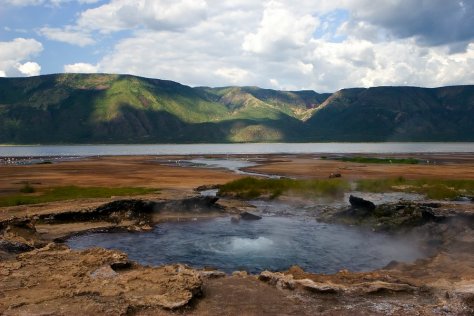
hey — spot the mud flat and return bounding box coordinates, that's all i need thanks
[1,154,474,315]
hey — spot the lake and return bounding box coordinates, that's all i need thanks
[1,142,473,157]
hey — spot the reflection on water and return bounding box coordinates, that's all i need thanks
[67,216,426,274]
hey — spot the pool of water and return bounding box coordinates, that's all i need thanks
[67,216,426,274]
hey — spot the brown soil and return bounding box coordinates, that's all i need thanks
[1,154,473,315]
[0,155,242,197]
[244,154,474,180]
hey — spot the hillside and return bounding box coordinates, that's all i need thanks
[0,74,473,143]
[305,86,474,141]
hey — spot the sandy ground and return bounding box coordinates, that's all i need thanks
[0,155,242,196]
[244,154,474,180]
[1,153,474,315]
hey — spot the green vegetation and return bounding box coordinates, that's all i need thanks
[19,182,35,193]
[219,176,474,200]
[2,74,473,143]
[338,156,419,164]
[356,178,474,200]
[0,186,158,207]
[218,177,350,199]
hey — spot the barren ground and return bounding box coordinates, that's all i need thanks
[1,154,473,315]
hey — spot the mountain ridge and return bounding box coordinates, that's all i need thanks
[0,74,473,143]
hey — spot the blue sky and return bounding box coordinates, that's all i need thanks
[1,0,473,92]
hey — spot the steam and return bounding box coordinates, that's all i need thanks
[228,237,274,253]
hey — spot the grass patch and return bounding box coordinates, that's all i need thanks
[338,156,419,164]
[218,177,350,199]
[356,178,474,199]
[0,186,158,207]
[19,182,35,193]
[219,176,474,201]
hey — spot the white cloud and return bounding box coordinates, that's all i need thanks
[242,1,318,57]
[78,0,208,33]
[306,38,474,91]
[5,0,473,90]
[0,38,43,77]
[3,0,100,6]
[64,62,99,73]
[296,61,314,75]
[0,70,6,77]
[269,78,279,87]
[39,27,95,46]
[90,0,474,92]
[214,67,250,84]
[17,61,41,76]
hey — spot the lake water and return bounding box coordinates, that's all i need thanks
[1,142,473,157]
[67,216,425,274]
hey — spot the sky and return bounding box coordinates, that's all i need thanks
[0,0,473,92]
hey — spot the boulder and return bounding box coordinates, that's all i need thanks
[259,271,295,290]
[240,212,262,220]
[154,196,223,213]
[349,195,376,211]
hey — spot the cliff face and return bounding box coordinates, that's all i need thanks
[0,74,473,143]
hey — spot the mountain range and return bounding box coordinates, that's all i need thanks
[0,74,473,143]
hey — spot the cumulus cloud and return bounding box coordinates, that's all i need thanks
[78,0,208,33]
[86,0,474,91]
[344,0,474,49]
[64,62,99,73]
[17,61,41,76]
[4,0,474,90]
[242,1,318,57]
[0,38,43,77]
[39,27,95,46]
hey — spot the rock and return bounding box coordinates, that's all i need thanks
[355,281,417,294]
[455,196,474,202]
[259,271,295,290]
[154,196,223,214]
[232,271,248,277]
[0,247,202,313]
[200,270,227,279]
[90,265,118,279]
[349,195,376,211]
[295,279,341,294]
[231,215,241,223]
[0,239,33,253]
[195,184,220,192]
[329,173,342,178]
[240,212,262,220]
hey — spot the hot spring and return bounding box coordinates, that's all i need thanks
[67,216,425,274]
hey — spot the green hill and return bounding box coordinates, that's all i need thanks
[0,74,473,143]
[305,86,474,141]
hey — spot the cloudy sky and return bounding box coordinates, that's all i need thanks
[1,0,473,92]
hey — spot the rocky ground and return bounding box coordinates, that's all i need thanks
[1,154,473,315]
